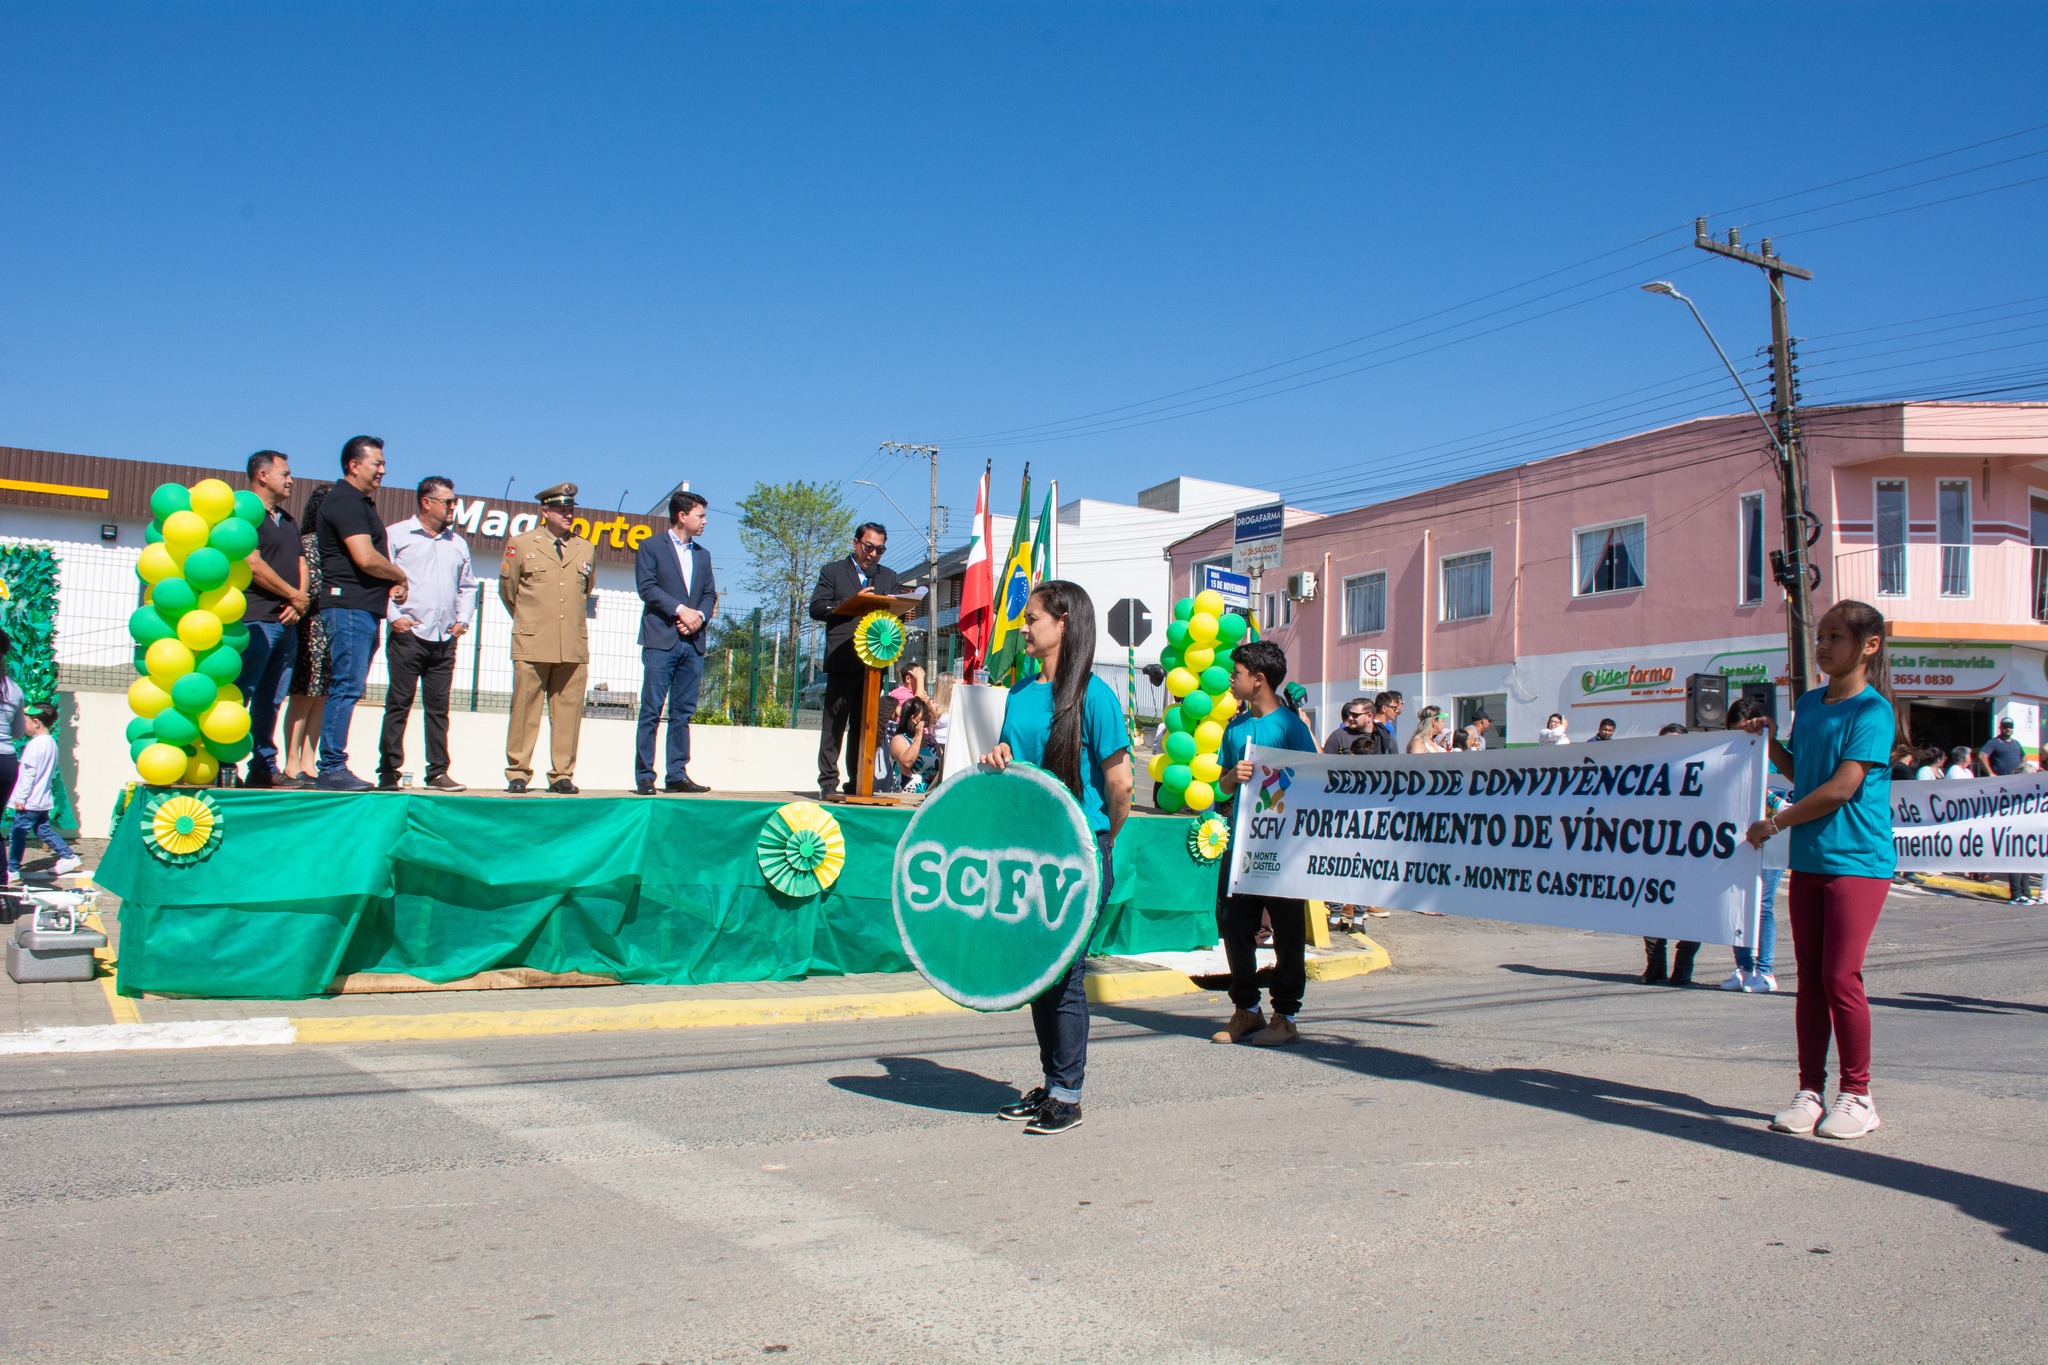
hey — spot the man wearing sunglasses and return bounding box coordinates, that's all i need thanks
[1322,697,1377,756]
[381,475,478,791]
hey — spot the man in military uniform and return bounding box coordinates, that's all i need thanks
[500,482,596,793]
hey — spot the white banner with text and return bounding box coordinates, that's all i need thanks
[1892,771,2048,874]
[1227,733,1767,946]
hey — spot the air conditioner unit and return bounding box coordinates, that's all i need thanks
[1285,571,1317,602]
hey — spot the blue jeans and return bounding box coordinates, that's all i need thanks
[318,609,381,776]
[1736,868,1782,974]
[1031,830,1116,1104]
[10,809,74,874]
[635,643,704,783]
[236,621,297,776]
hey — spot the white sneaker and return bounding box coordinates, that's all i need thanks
[1747,971,1777,993]
[52,856,83,876]
[1770,1089,1825,1134]
[1816,1091,1880,1140]
[1718,970,1749,991]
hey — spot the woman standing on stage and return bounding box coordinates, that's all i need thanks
[1741,599,1898,1141]
[978,579,1132,1136]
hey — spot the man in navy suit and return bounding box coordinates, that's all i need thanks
[634,489,717,794]
[808,521,899,797]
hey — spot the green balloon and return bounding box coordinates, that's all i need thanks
[153,577,198,621]
[132,645,151,676]
[1162,763,1192,791]
[1159,646,1184,671]
[130,737,156,763]
[1217,613,1248,645]
[197,644,245,683]
[220,622,250,652]
[129,605,175,645]
[125,716,154,744]
[1164,705,1187,733]
[1165,620,1191,649]
[207,517,258,559]
[1155,784,1186,813]
[233,489,267,526]
[1164,730,1197,764]
[150,483,192,521]
[1200,666,1231,695]
[170,672,219,714]
[182,546,231,591]
[1211,646,1234,675]
[153,708,201,747]
[146,522,164,544]
[204,733,254,763]
[1181,689,1214,721]
[1173,597,1194,621]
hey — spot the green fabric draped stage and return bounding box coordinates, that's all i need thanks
[95,792,1222,999]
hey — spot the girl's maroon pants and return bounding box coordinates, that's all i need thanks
[1787,871,1889,1095]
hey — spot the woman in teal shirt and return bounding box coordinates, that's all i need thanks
[979,579,1133,1136]
[1740,600,1897,1141]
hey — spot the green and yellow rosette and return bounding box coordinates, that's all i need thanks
[1187,812,1230,864]
[852,609,906,670]
[143,790,224,865]
[757,801,847,898]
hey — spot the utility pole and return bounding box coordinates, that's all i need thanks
[1692,219,1818,700]
[878,442,941,683]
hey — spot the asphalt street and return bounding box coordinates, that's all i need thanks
[4,883,2044,1364]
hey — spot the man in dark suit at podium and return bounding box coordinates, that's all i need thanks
[808,521,898,797]
[634,489,717,794]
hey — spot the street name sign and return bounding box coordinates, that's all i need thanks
[1199,565,1253,611]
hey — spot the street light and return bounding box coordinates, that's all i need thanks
[1639,282,1786,458]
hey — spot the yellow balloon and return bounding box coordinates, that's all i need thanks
[198,585,246,624]
[137,542,180,584]
[1193,590,1226,619]
[1183,645,1215,673]
[1187,612,1219,645]
[1148,752,1168,782]
[227,558,253,590]
[177,608,224,653]
[1194,720,1225,752]
[199,697,252,744]
[163,509,209,558]
[145,638,195,686]
[128,676,173,719]
[136,742,189,786]
[1183,780,1216,812]
[1190,754,1223,785]
[1211,692,1239,720]
[183,751,220,786]
[1165,667,1199,697]
[189,478,236,525]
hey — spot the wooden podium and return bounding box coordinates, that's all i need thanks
[832,590,925,806]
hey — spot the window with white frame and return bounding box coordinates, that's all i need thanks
[1441,550,1492,621]
[1876,479,1907,596]
[1343,571,1387,636]
[1939,478,1972,596]
[1574,518,1645,596]
[1191,554,1231,597]
[1739,493,1765,605]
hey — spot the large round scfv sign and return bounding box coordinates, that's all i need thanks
[892,764,1102,1012]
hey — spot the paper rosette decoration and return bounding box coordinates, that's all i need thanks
[757,801,847,898]
[1187,812,1231,863]
[851,609,906,669]
[143,790,224,865]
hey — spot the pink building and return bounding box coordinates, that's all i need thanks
[1167,402,2048,755]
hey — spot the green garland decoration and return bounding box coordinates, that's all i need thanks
[1187,812,1231,864]
[852,609,906,669]
[141,789,225,866]
[756,800,847,898]
[0,543,73,828]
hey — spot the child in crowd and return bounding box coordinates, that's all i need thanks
[1211,640,1320,1047]
[9,703,81,881]
[1740,599,1898,1141]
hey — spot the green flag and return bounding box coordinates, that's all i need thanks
[1030,481,1055,582]
[984,473,1034,685]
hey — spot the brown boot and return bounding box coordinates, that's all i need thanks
[1251,1014,1301,1047]
[1210,1009,1266,1044]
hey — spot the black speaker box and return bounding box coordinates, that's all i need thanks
[1685,672,1729,730]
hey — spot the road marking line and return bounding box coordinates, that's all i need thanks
[0,1018,296,1054]
[291,988,971,1043]
[335,1049,1261,1365]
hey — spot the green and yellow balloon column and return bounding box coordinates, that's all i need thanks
[1147,589,1249,813]
[125,480,261,786]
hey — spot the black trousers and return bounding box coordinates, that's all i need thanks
[817,669,869,792]
[379,631,457,781]
[1217,863,1308,1016]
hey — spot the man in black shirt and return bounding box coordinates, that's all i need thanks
[807,522,899,797]
[315,435,409,790]
[1321,697,1375,755]
[1982,719,2039,904]
[236,450,309,787]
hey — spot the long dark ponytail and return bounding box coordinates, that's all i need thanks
[1031,579,1097,801]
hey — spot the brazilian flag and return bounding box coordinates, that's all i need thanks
[984,477,1035,685]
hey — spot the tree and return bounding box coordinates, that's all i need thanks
[737,479,855,655]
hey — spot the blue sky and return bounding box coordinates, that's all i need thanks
[4,3,2044,603]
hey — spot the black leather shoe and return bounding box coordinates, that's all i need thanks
[635,779,656,795]
[997,1087,1048,1121]
[425,774,467,792]
[506,778,529,793]
[665,777,710,793]
[548,779,579,795]
[242,765,274,789]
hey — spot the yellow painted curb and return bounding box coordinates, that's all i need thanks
[291,988,971,1043]
[86,913,142,1026]
[1084,969,1200,1003]
[1907,873,2011,900]
[1305,935,1392,982]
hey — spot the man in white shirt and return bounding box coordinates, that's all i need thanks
[633,489,717,794]
[379,476,477,790]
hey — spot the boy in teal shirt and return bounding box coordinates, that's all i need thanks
[1212,639,1319,1047]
